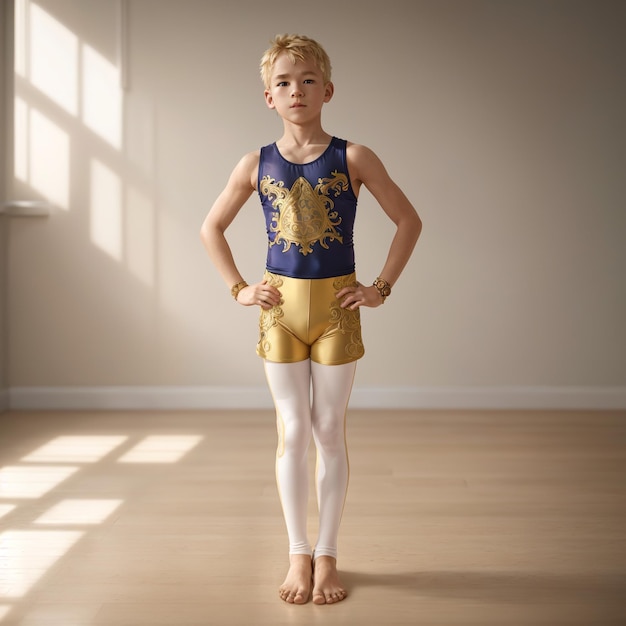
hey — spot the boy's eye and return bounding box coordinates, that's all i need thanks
[304,79,314,84]
[277,81,288,87]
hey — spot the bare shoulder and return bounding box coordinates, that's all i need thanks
[231,149,260,190]
[238,149,260,169]
[346,142,389,184]
[346,141,378,163]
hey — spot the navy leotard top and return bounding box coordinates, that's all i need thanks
[257,136,358,279]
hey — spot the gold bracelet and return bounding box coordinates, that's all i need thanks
[373,277,392,303]
[230,280,248,301]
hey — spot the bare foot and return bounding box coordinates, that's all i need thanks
[278,554,312,604]
[312,555,347,605]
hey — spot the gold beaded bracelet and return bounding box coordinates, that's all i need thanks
[373,277,392,303]
[230,280,248,301]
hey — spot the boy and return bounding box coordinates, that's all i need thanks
[200,34,421,605]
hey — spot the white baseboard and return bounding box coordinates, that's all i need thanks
[6,385,626,411]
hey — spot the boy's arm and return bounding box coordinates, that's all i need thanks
[200,151,281,309]
[339,144,422,309]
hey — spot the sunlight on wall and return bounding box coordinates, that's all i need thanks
[82,44,122,149]
[0,530,83,598]
[0,466,78,499]
[13,95,71,209]
[22,436,128,463]
[13,97,27,182]
[118,435,204,463]
[90,159,123,261]
[29,3,78,116]
[13,0,26,78]
[126,185,156,286]
[15,0,132,272]
[0,607,11,622]
[34,499,123,525]
[13,1,72,210]
[29,108,70,209]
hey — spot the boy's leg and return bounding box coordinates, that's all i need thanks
[310,360,356,604]
[264,359,313,603]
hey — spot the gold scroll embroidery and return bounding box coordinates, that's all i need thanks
[257,273,284,356]
[330,274,365,359]
[260,171,348,256]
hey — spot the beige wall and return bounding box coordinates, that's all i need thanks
[5,0,626,404]
[0,0,13,411]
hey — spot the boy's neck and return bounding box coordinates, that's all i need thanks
[277,121,331,150]
[275,128,333,164]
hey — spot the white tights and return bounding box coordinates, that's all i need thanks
[264,359,357,560]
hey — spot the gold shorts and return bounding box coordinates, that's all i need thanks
[256,271,365,365]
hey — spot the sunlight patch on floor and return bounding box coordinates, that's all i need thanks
[34,499,124,525]
[0,506,16,522]
[0,466,79,499]
[117,435,203,463]
[0,530,83,598]
[21,436,129,464]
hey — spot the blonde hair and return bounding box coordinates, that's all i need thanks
[260,34,332,89]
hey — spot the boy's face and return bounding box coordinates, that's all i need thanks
[264,52,333,121]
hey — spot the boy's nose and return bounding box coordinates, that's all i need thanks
[291,86,303,97]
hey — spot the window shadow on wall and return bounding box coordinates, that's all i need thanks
[13,0,157,288]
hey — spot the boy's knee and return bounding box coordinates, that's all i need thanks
[281,417,311,452]
[312,415,344,448]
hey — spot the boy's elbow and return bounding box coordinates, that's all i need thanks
[414,211,423,239]
[405,209,422,242]
[199,219,214,246]
[199,221,208,243]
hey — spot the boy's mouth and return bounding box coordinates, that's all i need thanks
[290,102,305,108]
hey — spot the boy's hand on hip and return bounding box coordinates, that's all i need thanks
[336,283,383,310]
[237,280,282,309]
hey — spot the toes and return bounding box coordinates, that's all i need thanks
[279,588,296,603]
[314,589,346,604]
[312,592,326,605]
[280,586,309,604]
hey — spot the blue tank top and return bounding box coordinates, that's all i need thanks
[257,136,358,279]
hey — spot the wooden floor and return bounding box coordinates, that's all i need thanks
[0,409,625,625]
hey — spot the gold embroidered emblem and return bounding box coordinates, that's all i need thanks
[260,171,348,256]
[257,273,284,356]
[330,275,365,359]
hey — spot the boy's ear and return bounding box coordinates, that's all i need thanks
[264,90,276,109]
[324,82,334,102]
